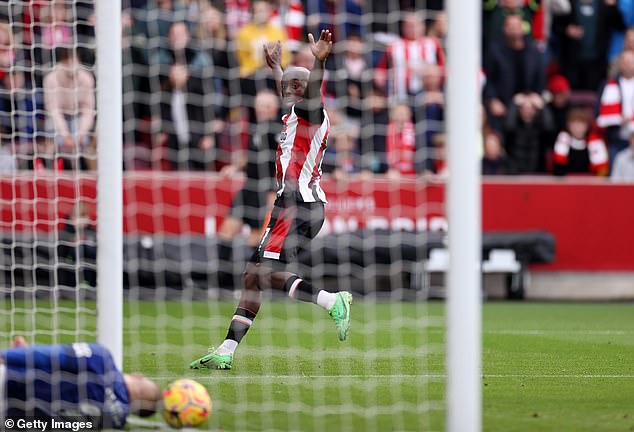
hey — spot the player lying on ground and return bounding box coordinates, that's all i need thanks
[0,336,161,429]
[191,29,352,370]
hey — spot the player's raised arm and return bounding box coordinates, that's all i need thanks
[305,29,332,103]
[263,40,283,98]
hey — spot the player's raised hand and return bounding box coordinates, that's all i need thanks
[263,40,282,70]
[308,30,332,62]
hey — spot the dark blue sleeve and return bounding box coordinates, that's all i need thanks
[2,343,130,430]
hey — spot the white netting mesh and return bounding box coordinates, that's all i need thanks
[1,1,444,430]
[1,1,98,346]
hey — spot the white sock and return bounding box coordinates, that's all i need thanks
[216,339,238,355]
[316,290,337,311]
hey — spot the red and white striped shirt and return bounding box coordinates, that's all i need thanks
[225,0,251,39]
[597,78,634,136]
[553,130,609,173]
[275,103,330,202]
[377,37,445,99]
[270,0,305,52]
[386,120,416,174]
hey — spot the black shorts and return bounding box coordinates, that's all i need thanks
[228,185,268,229]
[251,195,325,266]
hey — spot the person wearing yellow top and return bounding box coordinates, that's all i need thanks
[236,0,291,78]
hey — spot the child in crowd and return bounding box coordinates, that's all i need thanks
[553,109,609,176]
[386,103,417,178]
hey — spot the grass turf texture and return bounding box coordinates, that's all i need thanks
[2,300,634,431]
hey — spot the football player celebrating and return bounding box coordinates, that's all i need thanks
[191,30,352,370]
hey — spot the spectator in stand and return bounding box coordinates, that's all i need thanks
[374,10,445,104]
[611,129,634,180]
[596,49,634,165]
[420,64,445,174]
[224,0,252,40]
[150,21,217,170]
[305,0,363,41]
[43,48,95,171]
[157,62,216,170]
[552,0,625,91]
[36,1,74,68]
[0,68,44,169]
[236,1,289,78]
[322,110,363,181]
[532,1,574,51]
[503,92,554,174]
[386,102,417,178]
[544,74,573,170]
[608,0,634,66]
[359,86,390,174]
[271,0,306,52]
[553,108,609,176]
[235,1,290,105]
[482,129,509,175]
[197,4,234,100]
[609,27,634,77]
[31,0,95,68]
[152,21,210,69]
[132,0,189,64]
[367,0,443,36]
[547,74,573,133]
[484,14,545,130]
[483,0,540,49]
[326,34,370,120]
[122,8,153,166]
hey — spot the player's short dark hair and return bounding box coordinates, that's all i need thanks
[131,399,160,417]
[137,408,157,417]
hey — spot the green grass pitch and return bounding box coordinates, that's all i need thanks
[3,300,634,431]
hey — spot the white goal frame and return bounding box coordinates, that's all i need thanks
[92,0,482,425]
[446,1,482,431]
[96,0,123,369]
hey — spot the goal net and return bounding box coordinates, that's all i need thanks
[0,0,451,430]
[0,0,98,345]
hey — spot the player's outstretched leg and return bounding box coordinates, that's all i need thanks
[283,274,353,341]
[190,265,261,370]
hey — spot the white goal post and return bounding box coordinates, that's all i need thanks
[446,0,482,431]
[96,0,123,369]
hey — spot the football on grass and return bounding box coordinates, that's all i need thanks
[162,379,212,428]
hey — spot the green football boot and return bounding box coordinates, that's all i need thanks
[328,291,353,341]
[189,348,233,370]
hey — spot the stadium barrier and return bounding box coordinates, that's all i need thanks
[1,173,629,270]
[1,230,553,298]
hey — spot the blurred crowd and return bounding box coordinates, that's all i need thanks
[0,0,634,180]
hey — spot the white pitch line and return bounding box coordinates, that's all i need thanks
[483,330,629,335]
[124,329,634,335]
[484,374,634,379]
[147,374,440,380]
[146,373,634,380]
